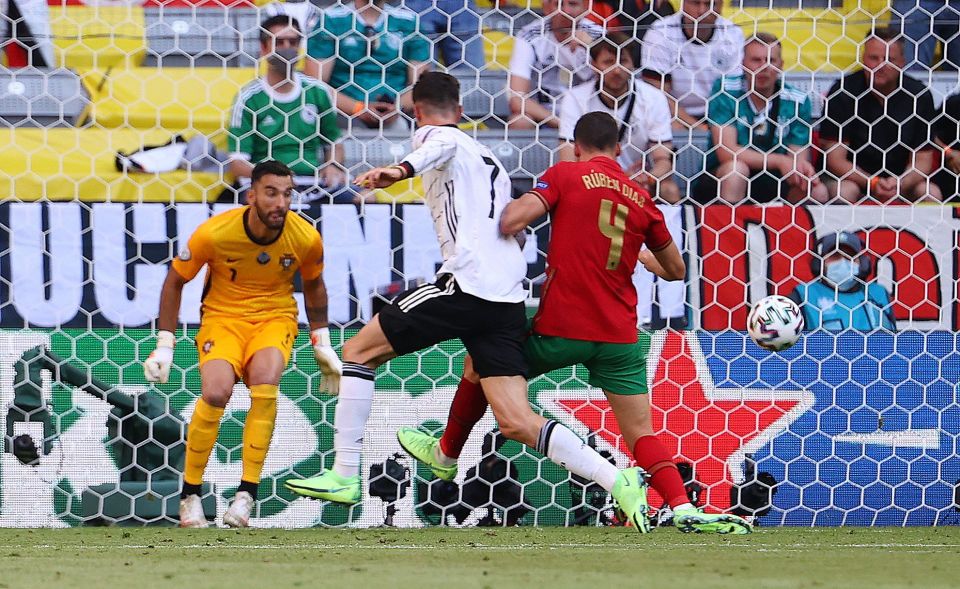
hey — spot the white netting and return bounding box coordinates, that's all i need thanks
[0,0,959,528]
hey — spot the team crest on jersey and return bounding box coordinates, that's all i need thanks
[535,181,549,189]
[178,248,191,261]
[202,339,214,354]
[258,252,271,265]
[301,105,318,124]
[279,253,296,271]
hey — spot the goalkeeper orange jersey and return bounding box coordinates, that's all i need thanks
[172,206,324,322]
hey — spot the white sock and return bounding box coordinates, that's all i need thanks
[433,444,457,467]
[537,420,618,492]
[674,502,694,511]
[331,363,375,478]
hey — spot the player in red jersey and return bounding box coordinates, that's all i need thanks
[398,111,752,534]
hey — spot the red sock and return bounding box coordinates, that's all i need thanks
[632,435,689,508]
[438,377,487,459]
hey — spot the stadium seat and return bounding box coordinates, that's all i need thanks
[476,128,556,179]
[482,30,513,72]
[0,128,226,202]
[728,0,890,72]
[342,134,413,173]
[144,7,241,67]
[81,67,256,138]
[459,70,511,126]
[673,130,710,197]
[0,68,89,127]
[50,5,147,70]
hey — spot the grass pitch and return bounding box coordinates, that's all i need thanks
[0,527,957,589]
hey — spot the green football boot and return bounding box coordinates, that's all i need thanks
[611,467,651,533]
[396,427,458,482]
[674,507,753,535]
[284,470,361,504]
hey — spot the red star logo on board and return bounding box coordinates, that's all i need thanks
[549,331,812,510]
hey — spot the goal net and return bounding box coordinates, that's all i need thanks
[0,0,958,528]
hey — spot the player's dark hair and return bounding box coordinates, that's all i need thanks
[259,15,302,45]
[589,34,638,68]
[251,160,294,184]
[573,112,620,152]
[412,72,461,112]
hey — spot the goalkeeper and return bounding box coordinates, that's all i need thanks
[398,112,752,534]
[143,161,342,528]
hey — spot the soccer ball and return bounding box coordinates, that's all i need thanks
[747,295,804,351]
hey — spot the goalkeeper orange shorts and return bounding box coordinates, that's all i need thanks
[195,317,298,378]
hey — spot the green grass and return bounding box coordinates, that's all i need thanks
[0,527,958,589]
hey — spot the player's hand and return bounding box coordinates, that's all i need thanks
[311,327,343,395]
[354,166,406,190]
[144,330,175,384]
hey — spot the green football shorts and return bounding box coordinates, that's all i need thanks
[524,330,652,395]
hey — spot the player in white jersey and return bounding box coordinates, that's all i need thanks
[285,73,652,532]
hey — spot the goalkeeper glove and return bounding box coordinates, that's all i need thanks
[311,327,343,395]
[144,330,175,383]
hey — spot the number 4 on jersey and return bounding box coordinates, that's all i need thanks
[598,199,628,270]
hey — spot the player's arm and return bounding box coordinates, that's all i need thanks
[143,267,189,384]
[638,242,684,281]
[500,191,548,236]
[355,133,456,189]
[144,228,212,383]
[301,237,342,394]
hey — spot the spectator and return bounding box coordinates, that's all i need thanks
[694,33,827,204]
[789,232,895,332]
[306,0,430,129]
[228,16,349,202]
[588,0,675,47]
[558,35,680,203]
[820,28,942,203]
[641,0,744,129]
[508,0,603,129]
[403,0,485,71]
[934,92,960,200]
[892,0,960,71]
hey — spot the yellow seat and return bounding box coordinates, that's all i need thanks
[0,128,227,203]
[81,67,257,139]
[483,30,513,71]
[373,177,425,204]
[50,5,146,69]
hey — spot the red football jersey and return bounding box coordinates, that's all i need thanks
[531,156,673,343]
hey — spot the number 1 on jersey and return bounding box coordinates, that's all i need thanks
[598,199,628,270]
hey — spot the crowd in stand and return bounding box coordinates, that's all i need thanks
[223,0,960,206]
[2,0,959,205]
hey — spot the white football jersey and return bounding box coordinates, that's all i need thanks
[642,13,745,118]
[401,125,527,303]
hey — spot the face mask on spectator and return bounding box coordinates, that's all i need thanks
[825,259,858,291]
[267,48,300,74]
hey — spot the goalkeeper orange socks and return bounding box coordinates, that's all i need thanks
[182,397,225,496]
[240,384,279,493]
[633,435,690,508]
[439,376,488,459]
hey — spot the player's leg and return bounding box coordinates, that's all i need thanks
[223,318,295,527]
[465,312,652,533]
[591,341,752,534]
[287,278,458,503]
[284,315,397,503]
[180,322,244,527]
[398,354,483,481]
